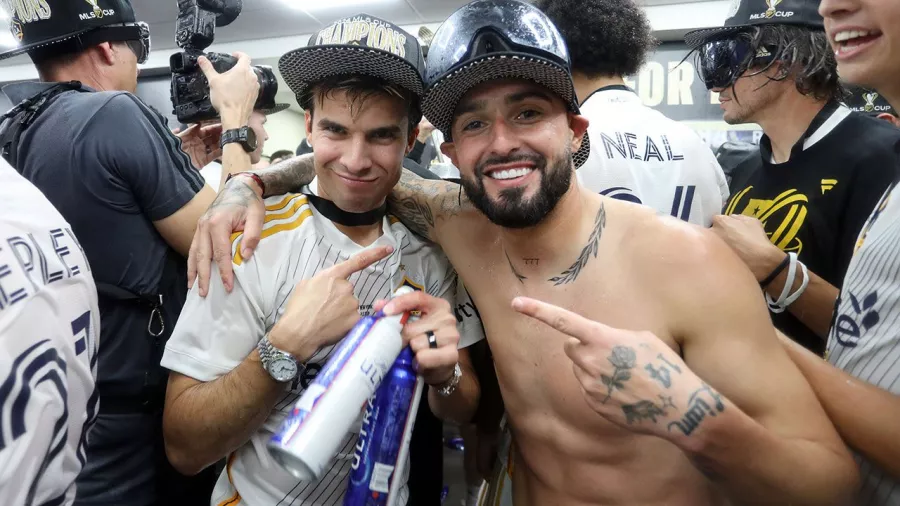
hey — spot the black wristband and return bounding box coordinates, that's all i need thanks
[759,253,790,289]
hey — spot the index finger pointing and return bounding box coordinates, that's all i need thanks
[324,246,394,279]
[511,296,597,343]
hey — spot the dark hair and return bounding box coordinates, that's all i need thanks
[269,149,294,162]
[533,0,657,78]
[714,25,842,102]
[297,75,422,137]
[32,39,130,78]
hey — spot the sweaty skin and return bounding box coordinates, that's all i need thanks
[189,82,857,506]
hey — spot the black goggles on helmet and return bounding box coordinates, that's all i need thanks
[698,37,775,90]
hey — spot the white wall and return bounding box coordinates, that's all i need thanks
[262,109,306,157]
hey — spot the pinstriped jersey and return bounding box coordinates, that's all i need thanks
[827,179,900,506]
[162,180,485,506]
[0,160,100,505]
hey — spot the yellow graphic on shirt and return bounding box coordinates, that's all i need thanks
[725,186,809,253]
[821,179,837,194]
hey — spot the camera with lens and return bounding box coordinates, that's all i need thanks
[170,0,279,124]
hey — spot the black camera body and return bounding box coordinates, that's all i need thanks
[170,0,278,124]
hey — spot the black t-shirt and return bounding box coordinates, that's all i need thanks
[724,110,900,353]
[4,82,204,399]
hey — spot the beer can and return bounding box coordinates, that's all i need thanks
[344,347,425,506]
[268,286,415,481]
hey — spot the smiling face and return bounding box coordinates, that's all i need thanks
[441,80,588,229]
[306,88,415,213]
[820,0,900,97]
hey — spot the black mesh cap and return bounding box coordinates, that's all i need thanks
[422,0,589,168]
[845,87,896,117]
[259,103,290,116]
[684,0,825,48]
[0,0,142,60]
[278,14,426,102]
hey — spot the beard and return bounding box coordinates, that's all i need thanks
[460,147,573,229]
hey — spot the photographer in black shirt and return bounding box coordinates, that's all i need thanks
[684,0,899,355]
[0,0,266,503]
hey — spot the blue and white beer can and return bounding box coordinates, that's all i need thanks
[268,286,415,481]
[344,347,424,506]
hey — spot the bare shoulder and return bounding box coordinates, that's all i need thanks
[624,211,753,288]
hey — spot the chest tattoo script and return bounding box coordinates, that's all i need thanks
[504,204,607,285]
[667,384,726,436]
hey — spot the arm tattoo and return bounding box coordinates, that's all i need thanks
[644,353,684,389]
[505,249,527,284]
[386,169,467,239]
[549,204,607,286]
[667,384,725,436]
[393,196,435,238]
[250,154,316,197]
[523,258,539,265]
[600,345,636,403]
[622,395,677,425]
[211,178,261,211]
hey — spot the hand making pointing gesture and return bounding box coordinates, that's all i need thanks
[266,245,395,362]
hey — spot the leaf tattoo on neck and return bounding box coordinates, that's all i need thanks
[600,345,636,403]
[549,204,606,286]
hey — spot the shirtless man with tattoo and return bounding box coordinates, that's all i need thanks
[187,1,858,504]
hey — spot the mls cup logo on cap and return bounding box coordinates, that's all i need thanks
[85,0,104,18]
[765,0,783,18]
[864,92,879,113]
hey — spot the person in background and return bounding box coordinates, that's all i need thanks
[0,158,100,505]
[534,0,729,227]
[685,0,899,354]
[269,149,294,165]
[776,0,900,503]
[200,103,288,192]
[845,85,900,126]
[0,0,262,503]
[407,116,441,168]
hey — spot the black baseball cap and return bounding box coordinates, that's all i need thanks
[278,14,426,102]
[421,0,590,169]
[845,87,896,117]
[685,0,824,48]
[0,0,149,62]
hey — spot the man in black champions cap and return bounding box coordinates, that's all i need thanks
[0,0,268,504]
[161,12,483,506]
[686,0,900,355]
[188,1,859,504]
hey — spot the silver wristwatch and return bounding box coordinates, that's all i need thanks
[258,336,301,383]
[434,363,462,397]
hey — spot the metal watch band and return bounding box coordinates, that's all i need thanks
[257,336,300,382]
[434,363,462,397]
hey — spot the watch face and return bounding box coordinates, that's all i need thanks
[269,357,298,382]
[243,127,258,151]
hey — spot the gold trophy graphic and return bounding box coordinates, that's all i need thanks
[765,0,782,18]
[85,0,104,18]
[864,92,878,113]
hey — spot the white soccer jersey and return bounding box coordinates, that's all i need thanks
[162,180,485,506]
[576,87,729,226]
[0,160,99,506]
